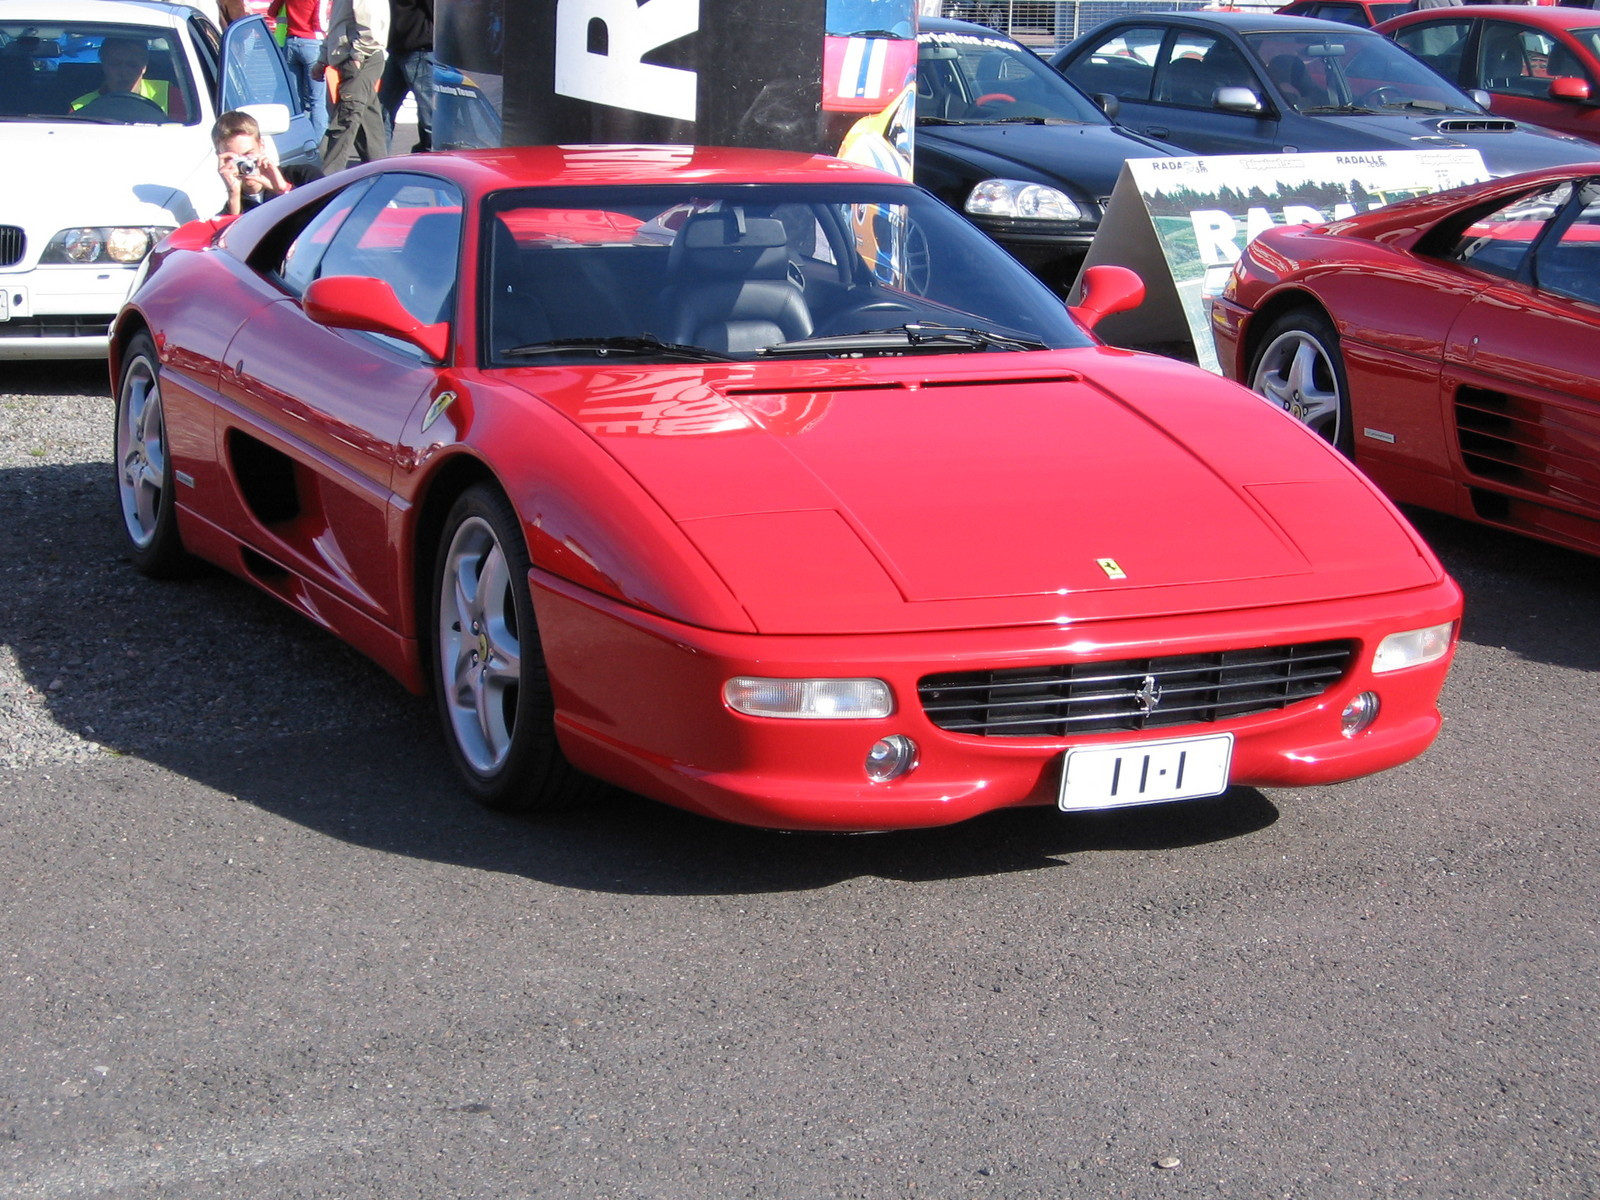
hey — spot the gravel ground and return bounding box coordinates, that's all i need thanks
[0,361,422,771]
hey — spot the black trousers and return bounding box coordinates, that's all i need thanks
[321,49,388,172]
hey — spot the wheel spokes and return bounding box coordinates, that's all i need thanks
[439,517,523,775]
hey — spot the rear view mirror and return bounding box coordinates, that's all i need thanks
[1093,92,1121,120]
[1550,76,1592,104]
[1215,86,1265,113]
[1306,43,1345,57]
[303,276,450,361]
[1069,265,1145,330]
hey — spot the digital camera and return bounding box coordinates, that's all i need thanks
[236,156,258,177]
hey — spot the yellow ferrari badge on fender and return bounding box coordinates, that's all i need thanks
[422,391,457,433]
[1097,558,1127,580]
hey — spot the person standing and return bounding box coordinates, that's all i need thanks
[271,0,332,140]
[382,0,433,153]
[315,0,389,171]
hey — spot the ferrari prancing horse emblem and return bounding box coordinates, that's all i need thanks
[1097,557,1127,580]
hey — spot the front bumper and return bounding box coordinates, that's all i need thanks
[533,569,1462,832]
[0,265,134,359]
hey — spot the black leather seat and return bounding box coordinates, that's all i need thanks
[657,212,812,354]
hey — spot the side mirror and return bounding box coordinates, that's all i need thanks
[1093,91,1121,121]
[236,101,292,136]
[1214,86,1265,114]
[303,275,450,361]
[1468,87,1493,109]
[1069,264,1145,330]
[1550,76,1592,104]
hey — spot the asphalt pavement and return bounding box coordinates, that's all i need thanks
[2,359,1598,1199]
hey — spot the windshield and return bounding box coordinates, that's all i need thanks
[481,182,1092,366]
[0,21,199,125]
[828,0,915,39]
[917,29,1107,124]
[1246,29,1480,114]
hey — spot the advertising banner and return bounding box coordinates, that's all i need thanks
[1078,149,1492,372]
[435,0,915,174]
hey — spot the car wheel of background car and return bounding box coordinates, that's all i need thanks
[77,92,169,123]
[115,333,190,577]
[1249,308,1353,454]
[432,484,597,813]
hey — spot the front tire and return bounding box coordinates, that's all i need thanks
[431,484,596,812]
[1248,308,1353,455]
[115,332,189,576]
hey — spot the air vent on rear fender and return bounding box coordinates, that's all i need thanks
[1454,385,1600,511]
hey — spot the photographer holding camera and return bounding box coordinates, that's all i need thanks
[213,110,294,216]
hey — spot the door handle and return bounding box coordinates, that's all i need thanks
[1144,126,1171,139]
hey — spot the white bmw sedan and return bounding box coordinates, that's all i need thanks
[0,0,319,358]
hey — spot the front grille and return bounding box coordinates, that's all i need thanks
[0,225,24,267]
[919,641,1355,737]
[0,314,115,339]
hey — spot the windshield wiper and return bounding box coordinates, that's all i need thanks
[1380,98,1450,112]
[759,322,1049,358]
[502,334,734,362]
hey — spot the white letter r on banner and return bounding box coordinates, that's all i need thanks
[555,0,700,122]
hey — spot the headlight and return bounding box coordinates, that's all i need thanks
[724,677,893,719]
[39,226,173,266]
[965,179,1084,222]
[1372,622,1455,674]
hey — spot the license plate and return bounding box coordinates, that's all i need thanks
[1059,732,1233,812]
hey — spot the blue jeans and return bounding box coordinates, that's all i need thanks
[380,47,434,152]
[284,35,327,140]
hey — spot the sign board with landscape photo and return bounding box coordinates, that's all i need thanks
[1079,149,1491,372]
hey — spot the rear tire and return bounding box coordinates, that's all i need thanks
[430,484,597,812]
[115,332,190,577]
[1248,308,1353,455]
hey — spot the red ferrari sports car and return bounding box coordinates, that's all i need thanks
[114,146,1460,831]
[1212,163,1600,559]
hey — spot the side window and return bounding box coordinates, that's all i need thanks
[188,13,220,97]
[1534,181,1600,308]
[275,178,377,295]
[315,175,465,325]
[1155,33,1256,107]
[1391,20,1471,83]
[1070,27,1164,101]
[1439,182,1570,279]
[1479,24,1558,97]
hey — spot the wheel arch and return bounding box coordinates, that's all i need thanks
[109,309,153,387]
[1240,288,1335,379]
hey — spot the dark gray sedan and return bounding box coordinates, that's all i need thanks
[1050,11,1597,174]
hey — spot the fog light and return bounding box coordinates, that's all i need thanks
[1341,691,1380,738]
[865,735,918,782]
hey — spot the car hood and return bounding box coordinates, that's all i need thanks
[1299,112,1597,174]
[918,122,1174,197]
[514,349,1442,634]
[0,122,221,237]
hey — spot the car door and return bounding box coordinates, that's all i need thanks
[1478,21,1600,145]
[1438,178,1600,538]
[218,14,320,167]
[1082,27,1277,154]
[214,172,464,628]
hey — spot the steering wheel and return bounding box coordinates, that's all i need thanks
[816,298,917,336]
[974,92,1016,107]
[77,91,168,122]
[1354,85,1405,108]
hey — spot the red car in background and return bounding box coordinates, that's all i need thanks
[1277,0,1412,29]
[113,146,1460,831]
[1379,6,1600,145]
[1213,164,1600,558]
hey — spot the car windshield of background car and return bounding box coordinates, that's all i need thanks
[918,31,1106,125]
[479,183,1092,366]
[0,23,199,124]
[1246,30,1479,113]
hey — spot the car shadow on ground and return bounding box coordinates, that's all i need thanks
[7,442,1593,894]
